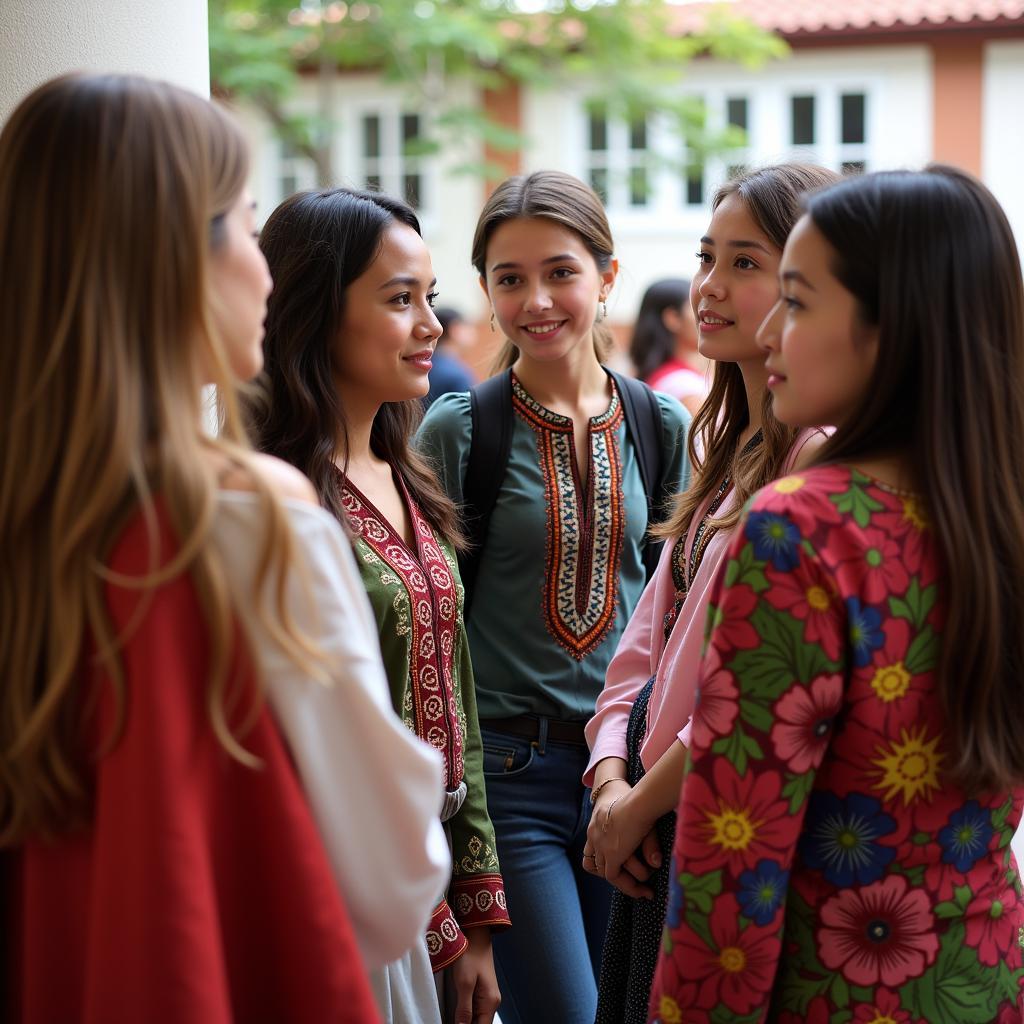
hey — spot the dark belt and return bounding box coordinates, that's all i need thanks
[481,715,588,746]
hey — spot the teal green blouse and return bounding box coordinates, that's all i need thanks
[417,373,691,723]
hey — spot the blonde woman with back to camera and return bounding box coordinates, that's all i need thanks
[0,73,448,1023]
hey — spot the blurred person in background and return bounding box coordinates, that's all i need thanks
[425,306,476,408]
[629,278,708,416]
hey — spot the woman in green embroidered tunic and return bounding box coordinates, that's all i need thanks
[244,187,509,1024]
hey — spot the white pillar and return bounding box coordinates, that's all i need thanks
[1,0,209,123]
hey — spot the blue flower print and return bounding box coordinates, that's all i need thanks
[738,859,790,925]
[745,511,802,572]
[800,791,897,887]
[666,855,684,929]
[847,597,885,667]
[939,801,994,872]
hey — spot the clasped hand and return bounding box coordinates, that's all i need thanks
[581,780,662,899]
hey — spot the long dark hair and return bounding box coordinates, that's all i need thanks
[654,163,840,541]
[629,277,689,381]
[806,165,1024,794]
[244,187,463,546]
[472,170,615,374]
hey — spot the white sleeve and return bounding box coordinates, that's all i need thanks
[214,496,450,969]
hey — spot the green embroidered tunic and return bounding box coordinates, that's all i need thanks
[341,475,510,972]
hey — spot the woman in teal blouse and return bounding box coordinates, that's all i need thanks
[418,170,691,1024]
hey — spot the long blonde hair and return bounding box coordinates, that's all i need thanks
[655,163,840,541]
[0,74,305,844]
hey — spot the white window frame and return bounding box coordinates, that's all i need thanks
[347,101,435,218]
[569,74,879,228]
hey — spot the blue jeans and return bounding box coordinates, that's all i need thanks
[480,722,613,1024]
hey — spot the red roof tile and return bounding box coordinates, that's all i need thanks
[669,0,1024,38]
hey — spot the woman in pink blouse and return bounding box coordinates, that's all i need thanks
[583,164,837,1024]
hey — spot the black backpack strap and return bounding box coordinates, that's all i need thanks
[459,369,514,612]
[608,369,669,582]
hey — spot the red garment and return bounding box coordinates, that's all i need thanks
[5,507,380,1024]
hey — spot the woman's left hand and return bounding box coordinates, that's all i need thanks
[450,926,501,1024]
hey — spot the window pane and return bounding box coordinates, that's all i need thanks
[589,167,608,203]
[589,111,607,152]
[726,97,748,132]
[403,174,421,209]
[791,95,815,146]
[629,116,647,152]
[365,173,382,191]
[841,93,865,145]
[363,115,381,159]
[841,160,866,176]
[686,168,703,206]
[629,165,648,206]
[402,114,420,144]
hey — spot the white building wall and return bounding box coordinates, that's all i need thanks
[238,74,488,318]
[520,44,932,324]
[1,0,209,123]
[983,40,1024,257]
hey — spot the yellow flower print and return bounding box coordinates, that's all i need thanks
[902,495,929,530]
[707,806,762,851]
[870,661,911,702]
[658,995,683,1023]
[863,1014,899,1024]
[872,724,944,805]
[774,475,805,494]
[719,946,747,973]
[806,584,830,612]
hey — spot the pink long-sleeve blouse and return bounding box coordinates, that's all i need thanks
[584,429,822,784]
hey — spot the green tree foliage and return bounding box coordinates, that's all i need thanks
[209,0,787,183]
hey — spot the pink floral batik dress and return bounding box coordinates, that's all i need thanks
[649,463,1024,1024]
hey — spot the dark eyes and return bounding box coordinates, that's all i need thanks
[392,292,439,308]
[495,267,575,287]
[694,251,758,270]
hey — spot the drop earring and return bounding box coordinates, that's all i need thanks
[597,299,608,323]
[490,310,496,333]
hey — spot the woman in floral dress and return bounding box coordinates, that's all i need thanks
[649,167,1024,1022]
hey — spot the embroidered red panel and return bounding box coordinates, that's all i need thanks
[512,374,626,661]
[343,479,464,789]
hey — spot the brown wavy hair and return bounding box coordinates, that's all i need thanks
[654,163,840,542]
[0,74,312,844]
[806,166,1024,793]
[472,170,615,375]
[244,188,464,547]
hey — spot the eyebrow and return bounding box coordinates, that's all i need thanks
[781,269,816,291]
[377,275,438,290]
[700,235,773,255]
[489,253,581,273]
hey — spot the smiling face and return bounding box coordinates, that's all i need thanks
[333,221,441,406]
[757,214,879,429]
[691,194,783,368]
[481,216,616,366]
[208,188,273,381]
